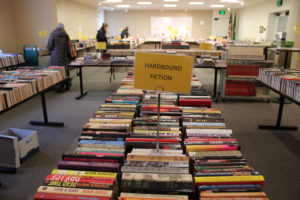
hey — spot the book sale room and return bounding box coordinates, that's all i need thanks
[1,0,300,200]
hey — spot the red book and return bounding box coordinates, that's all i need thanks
[34,192,111,200]
[45,174,114,184]
[179,99,212,107]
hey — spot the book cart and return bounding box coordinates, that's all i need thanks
[221,45,273,101]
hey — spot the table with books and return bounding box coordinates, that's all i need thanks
[0,66,70,127]
[194,60,227,101]
[33,71,270,200]
[257,68,300,130]
[68,57,135,100]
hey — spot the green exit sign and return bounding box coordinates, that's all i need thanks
[219,10,226,15]
[277,0,283,6]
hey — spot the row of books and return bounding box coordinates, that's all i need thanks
[0,67,67,112]
[259,68,300,102]
[182,105,269,199]
[34,81,143,199]
[0,53,25,68]
[121,74,194,200]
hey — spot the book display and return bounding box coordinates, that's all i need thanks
[259,68,300,102]
[0,67,67,112]
[32,68,271,199]
[0,53,25,69]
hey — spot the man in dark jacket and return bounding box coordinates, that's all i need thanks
[121,26,129,39]
[97,23,109,43]
[47,23,72,66]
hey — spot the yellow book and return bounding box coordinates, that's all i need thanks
[195,175,264,183]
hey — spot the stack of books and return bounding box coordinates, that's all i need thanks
[34,77,141,200]
[0,53,25,68]
[181,102,268,199]
[259,68,300,102]
[120,148,194,199]
[35,169,118,200]
[0,66,66,112]
[191,76,208,96]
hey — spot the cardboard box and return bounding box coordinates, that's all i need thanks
[0,128,39,168]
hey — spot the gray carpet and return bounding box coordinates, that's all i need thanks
[0,67,299,200]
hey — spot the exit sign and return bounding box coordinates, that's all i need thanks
[277,0,283,6]
[219,10,226,15]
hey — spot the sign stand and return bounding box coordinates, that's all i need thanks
[155,85,164,154]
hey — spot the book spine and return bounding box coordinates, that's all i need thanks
[43,180,112,190]
[34,192,110,200]
[51,169,117,178]
[37,186,112,197]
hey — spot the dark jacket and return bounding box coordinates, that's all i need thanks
[121,29,129,39]
[47,28,71,66]
[97,27,107,43]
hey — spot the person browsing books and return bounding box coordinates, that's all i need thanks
[47,23,73,66]
[121,26,129,39]
[97,23,109,44]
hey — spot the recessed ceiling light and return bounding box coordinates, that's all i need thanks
[189,2,204,5]
[111,7,114,11]
[164,0,178,2]
[98,2,102,6]
[164,4,177,7]
[227,7,231,11]
[104,0,122,3]
[116,4,130,8]
[138,2,152,5]
[210,4,225,8]
[220,0,238,2]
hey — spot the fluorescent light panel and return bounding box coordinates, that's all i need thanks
[189,2,204,5]
[116,4,130,7]
[220,0,238,2]
[104,0,122,3]
[210,4,225,7]
[138,2,152,5]
[164,4,177,7]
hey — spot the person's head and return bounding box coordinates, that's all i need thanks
[56,22,65,30]
[102,23,108,31]
[125,26,129,31]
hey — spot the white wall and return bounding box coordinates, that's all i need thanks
[104,10,212,39]
[237,0,300,68]
[56,0,98,40]
[0,0,18,52]
[12,0,57,52]
[237,0,298,41]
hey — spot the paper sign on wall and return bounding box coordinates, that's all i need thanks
[134,52,193,94]
[38,30,47,38]
[96,42,106,50]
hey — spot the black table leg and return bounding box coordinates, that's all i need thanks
[30,93,64,127]
[76,66,88,100]
[259,95,297,130]
[110,63,113,83]
[212,68,219,102]
[213,68,218,98]
[284,51,289,69]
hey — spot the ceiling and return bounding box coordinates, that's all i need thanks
[72,0,265,10]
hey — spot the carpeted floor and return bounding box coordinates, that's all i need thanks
[0,67,299,200]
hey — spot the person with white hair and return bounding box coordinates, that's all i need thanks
[47,22,72,66]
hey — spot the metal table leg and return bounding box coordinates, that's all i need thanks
[76,66,88,100]
[259,95,297,130]
[30,93,64,127]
